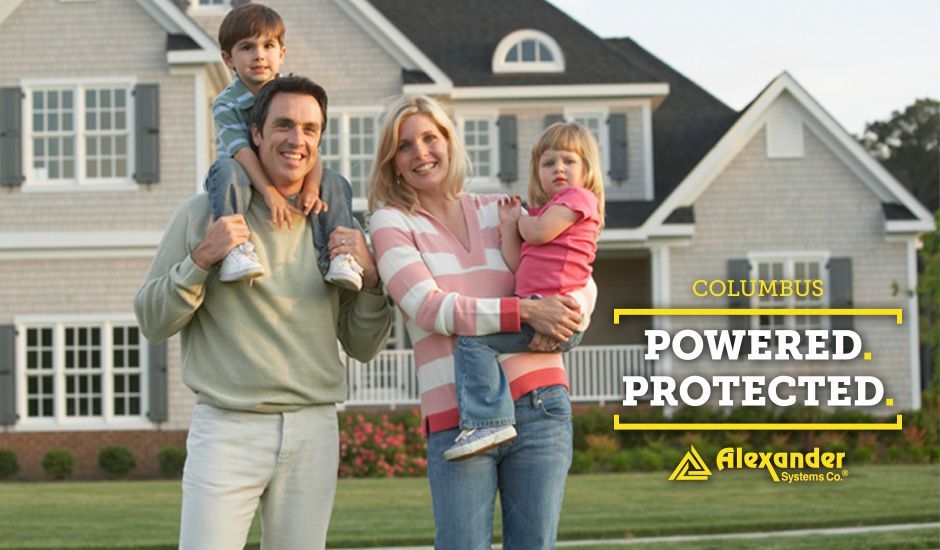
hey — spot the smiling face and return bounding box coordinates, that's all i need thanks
[393,114,450,200]
[537,148,586,197]
[251,92,321,195]
[221,33,285,94]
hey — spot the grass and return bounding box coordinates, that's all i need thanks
[575,527,940,549]
[0,464,937,549]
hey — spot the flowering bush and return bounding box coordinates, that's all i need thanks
[338,409,427,478]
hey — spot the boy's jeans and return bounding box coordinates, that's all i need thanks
[204,158,356,275]
[454,324,583,429]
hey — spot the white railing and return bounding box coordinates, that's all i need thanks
[345,345,654,407]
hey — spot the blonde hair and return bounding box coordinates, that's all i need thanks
[528,122,606,232]
[368,95,471,213]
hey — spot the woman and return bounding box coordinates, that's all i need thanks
[368,95,595,549]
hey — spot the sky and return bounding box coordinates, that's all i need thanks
[547,0,939,136]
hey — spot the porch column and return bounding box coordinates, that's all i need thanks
[649,244,672,377]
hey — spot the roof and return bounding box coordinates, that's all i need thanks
[601,38,739,228]
[368,0,662,87]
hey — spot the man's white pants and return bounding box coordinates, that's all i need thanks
[179,403,339,550]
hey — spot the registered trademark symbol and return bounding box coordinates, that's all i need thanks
[842,470,849,477]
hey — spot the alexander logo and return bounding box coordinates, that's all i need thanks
[669,446,848,483]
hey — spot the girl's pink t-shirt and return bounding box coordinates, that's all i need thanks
[516,186,600,297]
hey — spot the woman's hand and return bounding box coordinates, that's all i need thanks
[498,195,522,228]
[519,295,581,343]
[529,331,560,352]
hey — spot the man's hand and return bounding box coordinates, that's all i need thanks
[191,215,251,270]
[261,187,302,229]
[327,226,381,290]
[519,295,581,343]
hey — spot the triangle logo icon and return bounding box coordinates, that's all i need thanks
[668,444,712,481]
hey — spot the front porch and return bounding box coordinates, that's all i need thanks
[344,345,656,407]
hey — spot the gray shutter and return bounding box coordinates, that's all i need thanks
[0,325,16,425]
[608,113,628,182]
[497,115,517,183]
[1,87,24,187]
[147,340,168,422]
[134,84,160,183]
[727,259,751,355]
[544,114,564,128]
[828,257,853,333]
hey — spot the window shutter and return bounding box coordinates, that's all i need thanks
[0,325,16,425]
[828,257,853,333]
[497,115,517,183]
[147,340,168,422]
[544,114,564,128]
[727,259,752,354]
[1,87,24,187]
[134,84,160,184]
[608,113,628,182]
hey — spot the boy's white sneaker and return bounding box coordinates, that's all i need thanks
[219,242,265,282]
[443,426,517,461]
[324,253,363,290]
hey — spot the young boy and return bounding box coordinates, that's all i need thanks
[208,3,364,289]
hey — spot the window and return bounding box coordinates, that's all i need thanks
[751,255,828,332]
[493,29,565,74]
[318,111,379,205]
[459,116,498,181]
[564,111,609,181]
[18,319,148,428]
[191,0,230,9]
[25,80,134,188]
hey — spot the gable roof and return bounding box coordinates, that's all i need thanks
[602,38,739,229]
[643,71,935,234]
[0,0,221,66]
[367,0,663,89]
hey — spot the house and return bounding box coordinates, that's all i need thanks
[0,0,933,479]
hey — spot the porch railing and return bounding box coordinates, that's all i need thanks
[345,345,654,407]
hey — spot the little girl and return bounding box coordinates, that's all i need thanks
[445,121,605,461]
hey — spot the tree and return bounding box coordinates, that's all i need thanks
[860,98,939,212]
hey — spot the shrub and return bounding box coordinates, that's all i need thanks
[608,450,631,472]
[569,450,596,474]
[0,449,20,480]
[658,447,683,471]
[572,407,613,450]
[629,448,662,471]
[42,449,75,480]
[158,445,187,478]
[338,409,427,478]
[585,434,619,465]
[98,446,136,478]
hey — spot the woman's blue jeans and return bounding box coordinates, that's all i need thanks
[427,384,573,549]
[204,158,355,275]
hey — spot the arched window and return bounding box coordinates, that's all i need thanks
[492,29,565,74]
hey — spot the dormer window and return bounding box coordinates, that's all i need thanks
[492,29,565,74]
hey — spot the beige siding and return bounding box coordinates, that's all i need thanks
[666,124,913,410]
[0,0,200,232]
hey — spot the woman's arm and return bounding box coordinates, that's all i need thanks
[498,196,522,272]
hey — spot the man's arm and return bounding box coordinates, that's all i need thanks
[134,199,249,342]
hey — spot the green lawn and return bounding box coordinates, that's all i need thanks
[575,527,940,549]
[0,465,937,549]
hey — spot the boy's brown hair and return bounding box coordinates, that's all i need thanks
[218,3,285,55]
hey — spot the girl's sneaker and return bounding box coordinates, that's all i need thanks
[443,425,517,461]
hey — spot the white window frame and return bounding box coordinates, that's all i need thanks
[492,29,565,74]
[562,108,610,182]
[456,111,500,188]
[13,315,151,432]
[21,77,137,192]
[319,107,382,211]
[747,251,830,332]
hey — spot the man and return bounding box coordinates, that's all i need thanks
[134,76,392,550]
